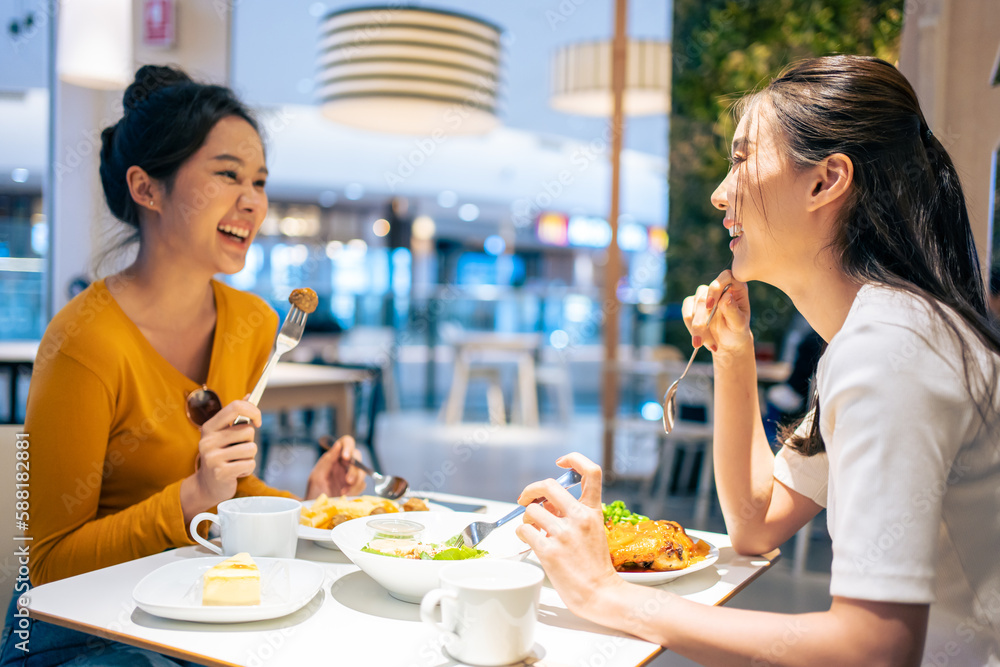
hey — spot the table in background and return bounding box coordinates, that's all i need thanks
[258,362,370,467]
[25,491,779,667]
[0,346,371,430]
[259,363,367,436]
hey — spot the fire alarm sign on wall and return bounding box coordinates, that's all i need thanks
[143,0,175,48]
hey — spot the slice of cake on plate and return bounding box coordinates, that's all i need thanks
[202,552,261,606]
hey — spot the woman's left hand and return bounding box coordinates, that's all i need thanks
[305,435,366,499]
[515,453,624,619]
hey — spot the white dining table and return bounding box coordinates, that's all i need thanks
[24,491,778,667]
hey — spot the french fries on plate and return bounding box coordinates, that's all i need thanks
[300,494,429,530]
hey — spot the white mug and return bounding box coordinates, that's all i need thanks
[189,496,300,559]
[420,560,543,666]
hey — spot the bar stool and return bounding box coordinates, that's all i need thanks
[443,332,542,426]
[533,349,574,423]
[468,366,508,425]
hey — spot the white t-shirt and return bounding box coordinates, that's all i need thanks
[772,284,1000,665]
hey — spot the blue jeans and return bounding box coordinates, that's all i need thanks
[0,588,193,667]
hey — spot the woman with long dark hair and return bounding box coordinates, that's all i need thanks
[0,66,364,666]
[517,55,999,664]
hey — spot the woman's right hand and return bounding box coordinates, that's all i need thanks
[681,270,753,359]
[186,400,261,513]
[515,454,624,621]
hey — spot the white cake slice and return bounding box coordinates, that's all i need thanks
[202,552,261,606]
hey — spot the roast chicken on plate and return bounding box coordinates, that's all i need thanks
[606,519,710,571]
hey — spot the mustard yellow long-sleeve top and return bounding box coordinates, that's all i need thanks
[27,278,294,585]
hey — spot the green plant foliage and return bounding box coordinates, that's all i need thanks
[666,0,904,348]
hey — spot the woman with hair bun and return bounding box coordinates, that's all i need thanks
[517,56,1000,665]
[0,66,364,666]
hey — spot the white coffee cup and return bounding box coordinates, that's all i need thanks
[189,496,300,559]
[420,560,543,666]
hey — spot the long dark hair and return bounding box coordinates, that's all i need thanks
[99,65,261,231]
[737,55,999,455]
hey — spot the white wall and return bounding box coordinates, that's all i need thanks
[132,0,230,84]
[0,0,49,92]
[899,0,1000,272]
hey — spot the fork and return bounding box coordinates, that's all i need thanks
[232,305,308,425]
[455,469,582,548]
[661,283,731,434]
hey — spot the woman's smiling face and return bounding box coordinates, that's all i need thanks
[152,115,268,276]
[710,102,824,289]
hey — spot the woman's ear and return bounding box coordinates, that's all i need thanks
[125,165,161,214]
[805,153,853,213]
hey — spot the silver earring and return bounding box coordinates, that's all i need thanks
[149,201,154,206]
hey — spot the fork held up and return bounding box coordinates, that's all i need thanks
[232,305,308,425]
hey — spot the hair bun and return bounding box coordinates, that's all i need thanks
[100,64,259,230]
[123,65,192,112]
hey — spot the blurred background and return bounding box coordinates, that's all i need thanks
[1,3,998,657]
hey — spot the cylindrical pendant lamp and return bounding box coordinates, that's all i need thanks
[317,6,503,135]
[57,0,133,90]
[551,39,670,116]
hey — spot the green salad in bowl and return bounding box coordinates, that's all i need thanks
[361,532,488,561]
[330,511,530,603]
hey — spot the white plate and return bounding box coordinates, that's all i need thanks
[616,534,720,586]
[298,497,453,550]
[331,511,531,603]
[132,557,325,623]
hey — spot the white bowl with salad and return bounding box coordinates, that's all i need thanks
[331,511,531,603]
